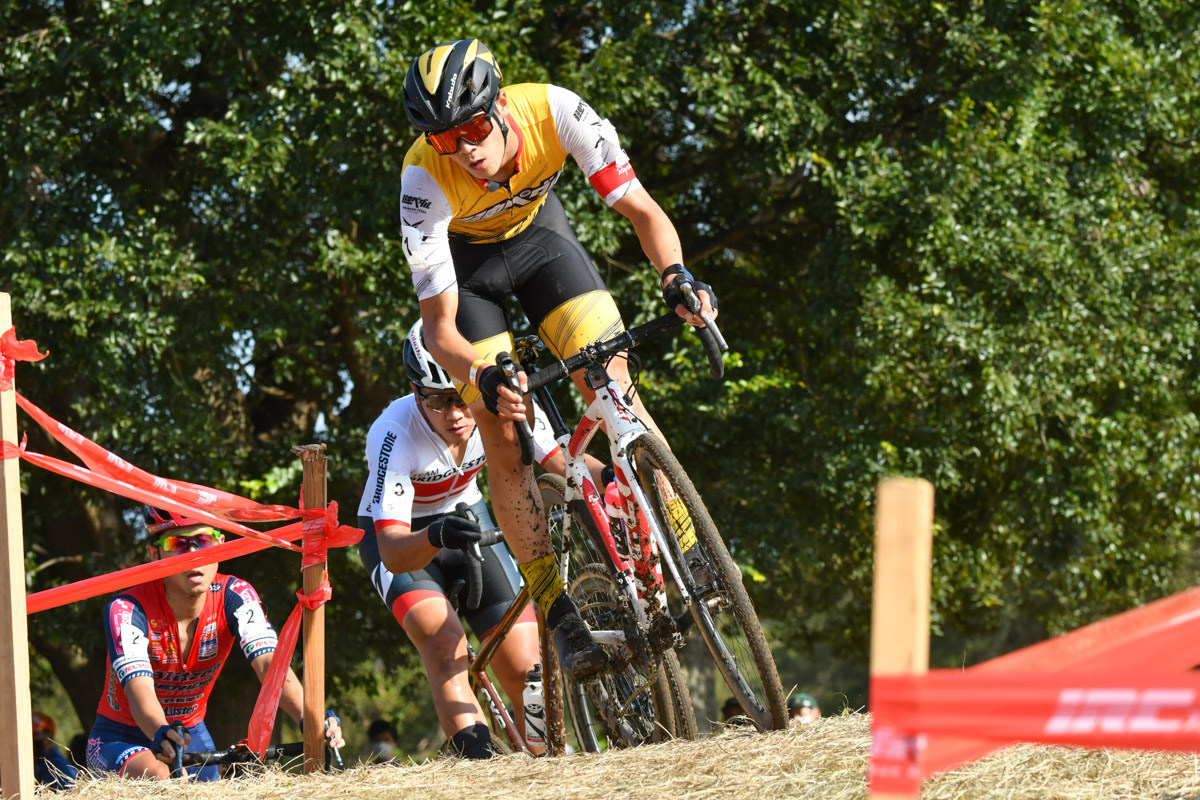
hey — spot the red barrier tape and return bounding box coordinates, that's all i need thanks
[246,601,305,757]
[19,446,301,552]
[0,328,47,391]
[14,393,298,523]
[26,521,306,614]
[301,503,362,569]
[245,574,339,756]
[869,585,1200,793]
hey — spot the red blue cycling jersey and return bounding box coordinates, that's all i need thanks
[96,574,278,727]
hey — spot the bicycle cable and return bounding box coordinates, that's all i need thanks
[604,350,643,407]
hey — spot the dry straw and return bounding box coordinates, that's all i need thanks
[60,714,1200,800]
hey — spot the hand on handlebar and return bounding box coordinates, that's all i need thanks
[151,723,189,765]
[427,506,483,550]
[661,263,719,328]
[476,364,530,420]
[322,709,346,751]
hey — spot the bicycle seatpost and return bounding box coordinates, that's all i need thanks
[496,351,535,465]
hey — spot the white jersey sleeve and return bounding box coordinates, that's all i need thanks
[358,414,417,530]
[400,165,457,301]
[547,84,642,206]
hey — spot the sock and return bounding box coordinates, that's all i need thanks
[519,553,564,621]
[449,723,496,759]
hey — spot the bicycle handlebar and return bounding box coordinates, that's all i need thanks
[182,740,306,768]
[525,310,727,393]
[170,721,184,776]
[456,502,505,612]
[496,352,535,467]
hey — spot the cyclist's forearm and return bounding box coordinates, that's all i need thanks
[276,666,306,725]
[378,523,439,574]
[124,676,169,739]
[250,652,306,724]
[418,295,483,387]
[613,188,684,273]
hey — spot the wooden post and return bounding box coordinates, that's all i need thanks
[293,444,327,774]
[869,478,934,800]
[0,293,35,800]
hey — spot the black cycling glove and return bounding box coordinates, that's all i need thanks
[427,509,483,550]
[475,365,505,416]
[150,724,176,756]
[661,264,718,314]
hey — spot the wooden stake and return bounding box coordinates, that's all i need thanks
[0,293,34,800]
[869,477,934,800]
[293,444,327,774]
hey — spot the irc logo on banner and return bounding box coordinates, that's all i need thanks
[1045,688,1200,734]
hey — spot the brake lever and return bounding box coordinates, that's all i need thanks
[496,352,535,466]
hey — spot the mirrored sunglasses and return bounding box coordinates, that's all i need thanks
[155,529,224,555]
[416,389,468,414]
[425,113,495,155]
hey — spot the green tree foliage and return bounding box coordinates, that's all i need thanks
[4,0,1200,729]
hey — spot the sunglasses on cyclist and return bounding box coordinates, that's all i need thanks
[416,388,469,414]
[425,112,495,155]
[154,529,225,555]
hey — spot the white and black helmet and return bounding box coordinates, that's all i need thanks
[403,319,455,390]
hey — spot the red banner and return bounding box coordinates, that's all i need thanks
[871,670,1200,794]
[869,584,1200,794]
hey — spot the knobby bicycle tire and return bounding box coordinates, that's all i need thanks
[630,433,789,731]
[538,473,694,747]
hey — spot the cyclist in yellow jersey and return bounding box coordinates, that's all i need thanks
[400,38,718,681]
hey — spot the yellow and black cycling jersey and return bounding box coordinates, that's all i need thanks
[400,83,642,302]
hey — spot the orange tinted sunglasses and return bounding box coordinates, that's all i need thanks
[425,113,495,155]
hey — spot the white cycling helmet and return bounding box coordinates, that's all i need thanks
[402,319,456,391]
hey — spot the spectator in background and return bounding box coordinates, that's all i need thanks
[721,697,752,727]
[32,711,77,790]
[363,719,399,764]
[789,692,821,724]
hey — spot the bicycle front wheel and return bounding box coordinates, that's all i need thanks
[630,433,789,731]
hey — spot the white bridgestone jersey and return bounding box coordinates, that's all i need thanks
[357,394,560,530]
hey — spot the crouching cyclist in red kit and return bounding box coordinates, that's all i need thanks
[86,507,345,780]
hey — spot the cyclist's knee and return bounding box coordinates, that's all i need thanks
[123,751,168,780]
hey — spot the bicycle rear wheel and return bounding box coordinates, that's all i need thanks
[629,433,788,731]
[539,474,695,747]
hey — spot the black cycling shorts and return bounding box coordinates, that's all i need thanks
[357,501,534,636]
[449,192,625,402]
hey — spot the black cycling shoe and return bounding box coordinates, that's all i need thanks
[552,609,609,681]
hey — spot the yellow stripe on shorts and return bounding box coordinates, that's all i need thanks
[537,290,625,359]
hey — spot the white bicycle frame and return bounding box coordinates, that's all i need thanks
[552,372,697,649]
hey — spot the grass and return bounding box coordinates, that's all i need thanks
[58,714,1200,800]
